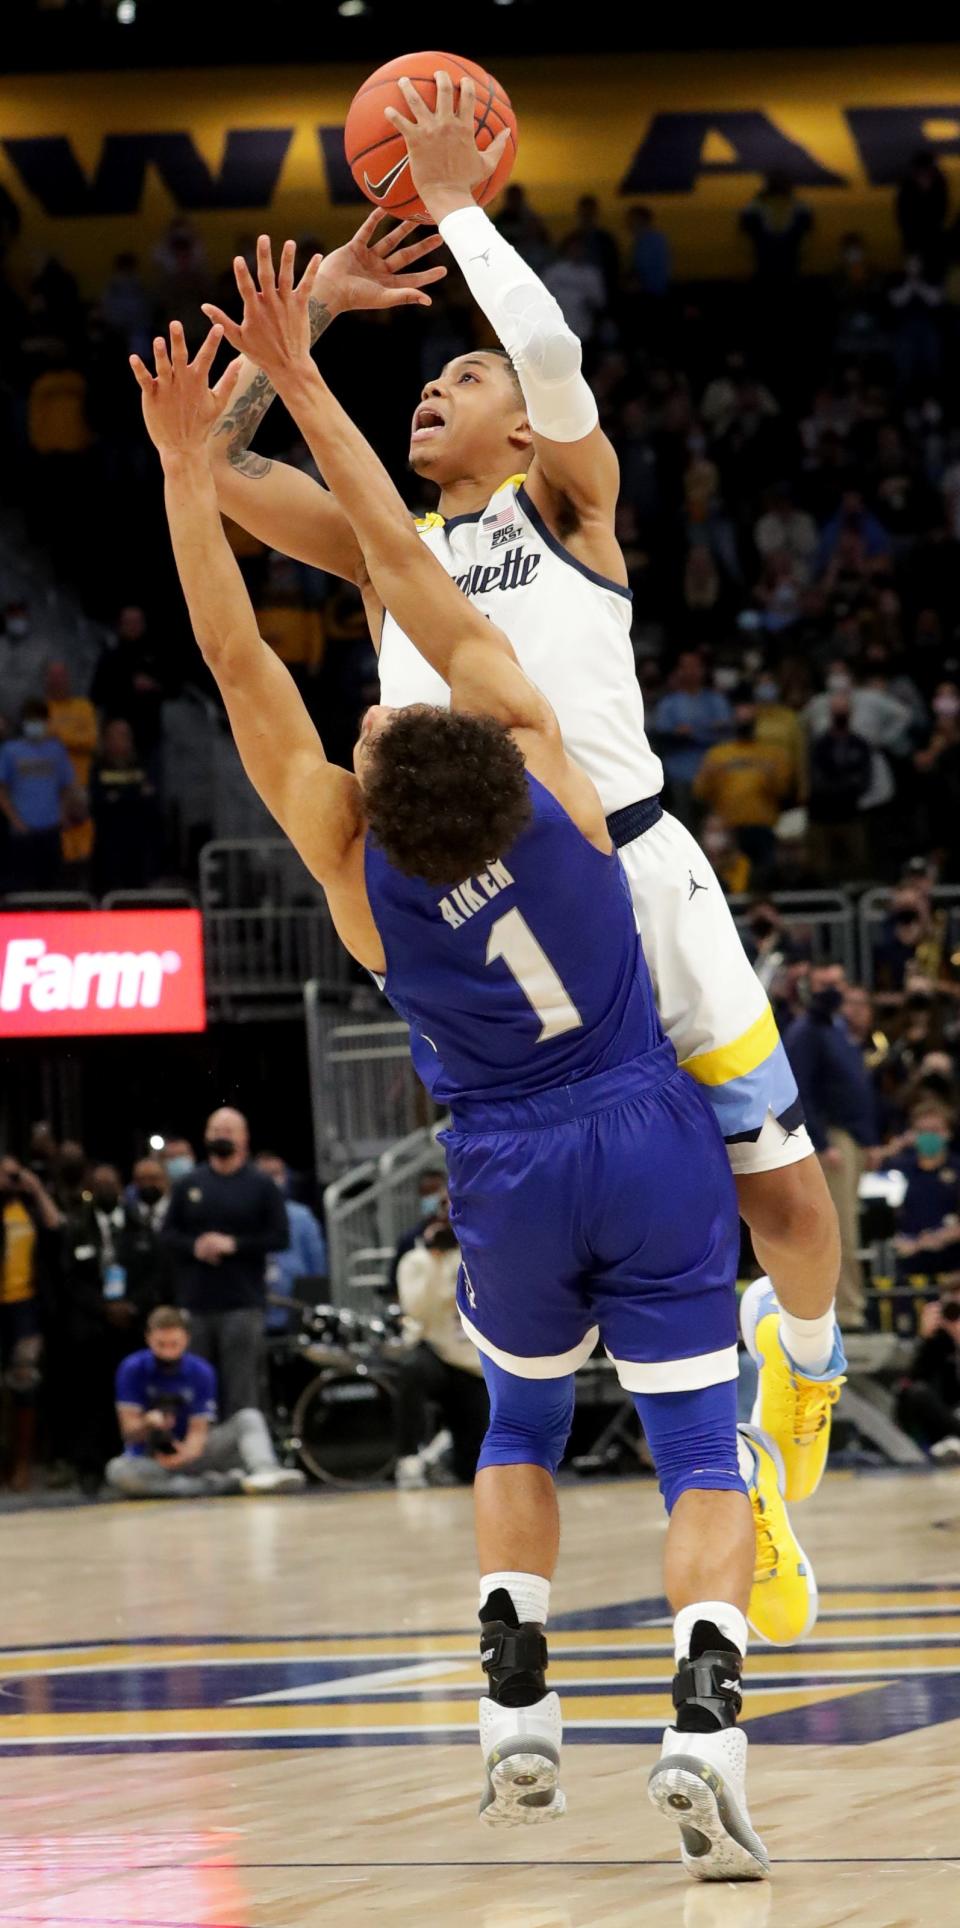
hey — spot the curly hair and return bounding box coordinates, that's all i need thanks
[363,707,532,887]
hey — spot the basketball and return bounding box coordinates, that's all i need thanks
[344,50,517,225]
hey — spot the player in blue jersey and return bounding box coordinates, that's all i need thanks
[131,273,812,1881]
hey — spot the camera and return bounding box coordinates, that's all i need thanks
[424,1219,459,1253]
[145,1425,177,1454]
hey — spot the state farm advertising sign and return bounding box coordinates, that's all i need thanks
[0,911,206,1038]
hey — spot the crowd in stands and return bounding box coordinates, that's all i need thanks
[4,157,960,896]
[0,1112,326,1497]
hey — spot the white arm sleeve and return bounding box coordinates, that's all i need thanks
[438,204,600,445]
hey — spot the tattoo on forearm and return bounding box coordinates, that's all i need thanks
[214,300,335,479]
[308,298,333,344]
[231,449,274,479]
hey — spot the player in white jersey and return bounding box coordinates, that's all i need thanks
[202,77,846,1534]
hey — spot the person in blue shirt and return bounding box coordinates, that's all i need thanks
[891,1099,960,1284]
[0,698,75,890]
[653,650,733,824]
[255,1152,327,1332]
[106,1304,304,1496]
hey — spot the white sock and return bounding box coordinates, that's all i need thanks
[673,1600,748,1665]
[479,1570,551,1626]
[737,1430,758,1488]
[778,1305,837,1376]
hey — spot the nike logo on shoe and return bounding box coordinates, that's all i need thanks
[363,155,410,199]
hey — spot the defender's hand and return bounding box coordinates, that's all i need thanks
[316,211,447,314]
[202,237,325,382]
[130,322,240,455]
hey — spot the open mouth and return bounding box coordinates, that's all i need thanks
[411,404,447,444]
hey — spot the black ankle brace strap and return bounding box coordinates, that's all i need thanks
[480,1622,548,1678]
[673,1648,743,1727]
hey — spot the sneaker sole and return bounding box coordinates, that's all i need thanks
[647,1760,770,1881]
[480,1749,566,1828]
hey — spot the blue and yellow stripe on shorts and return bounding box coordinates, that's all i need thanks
[681,1003,802,1144]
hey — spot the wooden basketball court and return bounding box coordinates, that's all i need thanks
[0,1470,956,1925]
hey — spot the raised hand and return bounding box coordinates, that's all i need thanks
[130,321,241,456]
[385,70,511,216]
[201,236,325,383]
[317,210,447,313]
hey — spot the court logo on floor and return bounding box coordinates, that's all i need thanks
[0,1585,956,1754]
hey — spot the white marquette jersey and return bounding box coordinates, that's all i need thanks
[377,475,663,815]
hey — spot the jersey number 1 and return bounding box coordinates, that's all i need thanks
[485,907,583,1042]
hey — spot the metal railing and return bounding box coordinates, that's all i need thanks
[323,1123,449,1307]
[206,907,351,1012]
[306,980,441,1174]
[199,838,326,911]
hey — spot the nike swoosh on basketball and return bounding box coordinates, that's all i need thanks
[363,154,410,199]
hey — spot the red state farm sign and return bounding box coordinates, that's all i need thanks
[0,910,206,1038]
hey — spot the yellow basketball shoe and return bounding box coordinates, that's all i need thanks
[740,1424,818,1647]
[740,1279,846,1503]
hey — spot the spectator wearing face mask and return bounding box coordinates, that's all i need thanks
[753,669,805,799]
[652,651,733,825]
[0,605,53,726]
[255,1152,327,1334]
[161,1139,195,1186]
[161,1109,288,1417]
[784,966,879,1328]
[130,1156,172,1233]
[873,893,945,997]
[807,694,873,879]
[700,813,751,896]
[390,1168,450,1290]
[61,1162,169,1489]
[693,691,791,868]
[742,899,792,994]
[890,1100,960,1287]
[0,699,77,891]
[806,664,912,816]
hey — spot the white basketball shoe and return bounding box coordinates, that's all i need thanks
[648,1725,770,1880]
[478,1691,566,1827]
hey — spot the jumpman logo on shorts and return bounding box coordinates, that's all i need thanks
[688,869,708,901]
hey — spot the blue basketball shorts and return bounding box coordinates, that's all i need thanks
[443,1043,741,1394]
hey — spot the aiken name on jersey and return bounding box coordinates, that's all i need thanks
[439,861,515,931]
[453,546,541,600]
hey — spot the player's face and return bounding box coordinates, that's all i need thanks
[409,354,528,483]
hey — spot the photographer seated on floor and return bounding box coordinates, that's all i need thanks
[895,1297,960,1462]
[106,1305,305,1498]
[393,1198,489,1491]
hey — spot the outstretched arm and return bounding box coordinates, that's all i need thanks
[204,243,538,722]
[386,73,621,559]
[129,323,363,893]
[203,244,610,852]
[207,215,446,588]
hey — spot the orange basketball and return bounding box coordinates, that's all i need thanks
[344,50,517,226]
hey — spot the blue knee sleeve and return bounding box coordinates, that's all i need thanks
[478,1355,576,1476]
[633,1380,745,1514]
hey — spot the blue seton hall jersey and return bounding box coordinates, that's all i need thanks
[364,774,666,1109]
